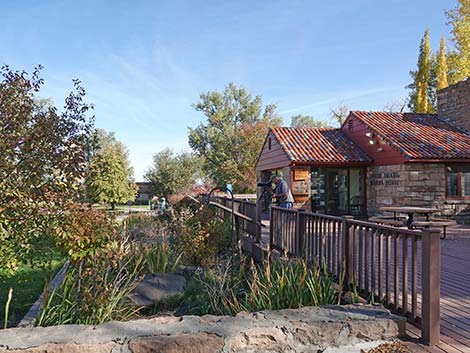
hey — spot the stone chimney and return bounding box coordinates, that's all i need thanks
[437,78,470,131]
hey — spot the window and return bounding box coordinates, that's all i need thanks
[446,165,470,198]
[268,137,272,150]
[348,120,353,132]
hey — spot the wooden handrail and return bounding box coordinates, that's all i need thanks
[269,206,441,346]
[208,201,266,227]
[210,195,441,346]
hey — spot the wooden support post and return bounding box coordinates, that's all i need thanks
[421,228,441,346]
[296,209,305,257]
[235,216,241,248]
[269,206,274,250]
[239,202,245,235]
[342,215,354,290]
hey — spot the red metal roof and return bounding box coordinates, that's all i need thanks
[350,111,470,160]
[271,127,372,164]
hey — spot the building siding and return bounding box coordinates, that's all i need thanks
[256,131,291,171]
[437,79,470,132]
[367,163,470,223]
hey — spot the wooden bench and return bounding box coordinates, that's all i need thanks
[369,217,404,226]
[411,219,456,239]
[373,215,407,220]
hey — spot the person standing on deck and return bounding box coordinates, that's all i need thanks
[272,176,294,209]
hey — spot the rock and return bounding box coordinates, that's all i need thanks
[130,273,186,307]
[129,333,224,353]
[8,343,115,353]
[0,305,406,353]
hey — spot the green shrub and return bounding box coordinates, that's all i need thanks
[175,207,232,266]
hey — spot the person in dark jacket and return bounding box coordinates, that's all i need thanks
[272,176,294,208]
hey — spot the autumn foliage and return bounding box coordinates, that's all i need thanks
[0,65,95,271]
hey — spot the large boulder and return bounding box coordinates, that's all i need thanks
[130,273,186,307]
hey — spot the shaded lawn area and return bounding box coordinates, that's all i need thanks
[94,204,150,213]
[0,254,64,328]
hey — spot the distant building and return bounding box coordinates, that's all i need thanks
[135,182,154,204]
[256,79,470,223]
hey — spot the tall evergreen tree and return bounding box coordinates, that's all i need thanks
[446,0,470,84]
[407,29,436,113]
[437,37,449,90]
[416,29,432,113]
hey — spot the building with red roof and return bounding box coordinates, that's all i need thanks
[256,79,470,222]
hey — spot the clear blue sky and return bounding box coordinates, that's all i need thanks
[0,0,452,180]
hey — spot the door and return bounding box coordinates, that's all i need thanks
[326,168,348,215]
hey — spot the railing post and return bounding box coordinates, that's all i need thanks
[421,228,441,346]
[269,206,274,250]
[239,201,245,235]
[256,199,262,245]
[342,215,354,290]
[295,209,305,257]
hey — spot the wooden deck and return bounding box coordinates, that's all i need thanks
[403,236,470,353]
[260,221,470,353]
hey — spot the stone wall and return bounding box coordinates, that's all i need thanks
[367,163,470,223]
[437,78,470,132]
[0,305,405,353]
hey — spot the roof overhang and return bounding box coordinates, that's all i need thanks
[292,161,372,167]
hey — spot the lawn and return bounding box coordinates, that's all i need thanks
[94,204,150,212]
[0,254,64,329]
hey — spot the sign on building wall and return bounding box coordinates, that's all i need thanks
[369,171,400,186]
[292,169,310,195]
[294,169,309,181]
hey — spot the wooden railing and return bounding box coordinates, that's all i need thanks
[208,196,258,239]
[207,198,441,345]
[270,206,441,346]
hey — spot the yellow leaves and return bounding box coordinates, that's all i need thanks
[437,37,449,90]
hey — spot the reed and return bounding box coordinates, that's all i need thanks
[3,288,13,329]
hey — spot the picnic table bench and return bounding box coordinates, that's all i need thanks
[412,219,456,239]
[368,217,405,226]
[371,206,455,239]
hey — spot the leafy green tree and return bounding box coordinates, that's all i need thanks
[437,37,449,90]
[446,0,470,84]
[407,29,437,113]
[290,114,329,128]
[189,83,281,192]
[85,130,137,209]
[145,148,202,197]
[0,65,95,271]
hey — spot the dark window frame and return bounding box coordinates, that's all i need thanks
[445,164,470,199]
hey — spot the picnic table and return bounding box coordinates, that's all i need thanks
[379,206,438,229]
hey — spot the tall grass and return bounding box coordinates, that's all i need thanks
[37,256,141,326]
[182,256,340,316]
[37,239,181,326]
[3,288,12,329]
